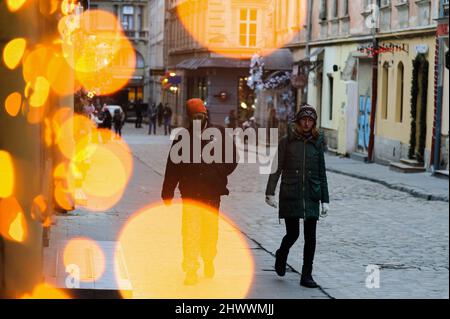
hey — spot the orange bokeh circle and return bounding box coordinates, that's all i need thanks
[115,201,254,299]
[176,1,302,59]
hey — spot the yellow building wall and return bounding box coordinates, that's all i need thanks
[320,44,359,154]
[376,36,437,153]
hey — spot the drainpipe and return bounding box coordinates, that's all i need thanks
[433,36,445,173]
[302,0,314,105]
[367,0,380,163]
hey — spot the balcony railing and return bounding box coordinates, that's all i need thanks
[124,30,149,41]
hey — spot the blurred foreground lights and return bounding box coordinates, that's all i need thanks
[6,0,27,12]
[21,283,70,299]
[3,38,26,70]
[63,238,106,282]
[115,201,254,299]
[4,92,22,117]
[0,150,14,198]
[53,114,133,212]
[0,197,27,243]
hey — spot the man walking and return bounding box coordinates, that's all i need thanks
[135,99,143,128]
[265,104,330,288]
[161,98,238,285]
[148,103,157,135]
[163,103,173,135]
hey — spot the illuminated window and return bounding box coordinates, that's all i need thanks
[239,9,258,47]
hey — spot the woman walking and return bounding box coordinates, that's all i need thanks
[265,104,330,288]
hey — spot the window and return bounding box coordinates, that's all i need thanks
[343,0,349,16]
[332,0,339,18]
[136,51,145,69]
[122,6,134,30]
[328,74,334,121]
[396,62,404,123]
[239,9,257,47]
[136,6,143,31]
[381,63,389,119]
[320,0,328,20]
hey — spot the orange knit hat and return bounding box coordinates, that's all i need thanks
[186,98,207,117]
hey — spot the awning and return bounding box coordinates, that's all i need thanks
[176,57,250,70]
[261,48,294,70]
[293,47,325,65]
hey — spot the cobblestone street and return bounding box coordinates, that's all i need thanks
[45,125,449,299]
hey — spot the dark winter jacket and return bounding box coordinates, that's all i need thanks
[162,123,238,201]
[100,110,112,129]
[266,125,329,220]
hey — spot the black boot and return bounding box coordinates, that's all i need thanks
[300,265,318,288]
[275,250,288,277]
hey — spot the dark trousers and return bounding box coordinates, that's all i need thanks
[148,118,156,134]
[278,218,317,273]
[135,115,143,128]
[182,198,220,273]
[164,118,172,135]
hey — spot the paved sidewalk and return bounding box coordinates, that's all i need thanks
[44,129,328,299]
[43,125,448,299]
[324,154,449,202]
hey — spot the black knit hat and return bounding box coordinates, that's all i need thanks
[296,104,318,122]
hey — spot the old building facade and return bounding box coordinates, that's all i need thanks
[164,0,282,126]
[286,0,445,172]
[91,0,150,107]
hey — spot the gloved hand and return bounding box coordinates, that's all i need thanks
[265,195,278,209]
[320,203,329,218]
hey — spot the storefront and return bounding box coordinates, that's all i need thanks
[173,57,252,127]
[374,36,437,167]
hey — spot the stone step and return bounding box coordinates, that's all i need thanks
[350,152,368,163]
[400,158,424,167]
[435,170,449,179]
[389,162,426,174]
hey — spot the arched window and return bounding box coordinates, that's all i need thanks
[396,62,404,123]
[136,50,145,69]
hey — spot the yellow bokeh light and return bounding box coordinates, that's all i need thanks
[54,181,75,211]
[6,0,27,12]
[39,0,59,16]
[21,283,70,299]
[70,130,133,212]
[61,0,78,16]
[0,196,27,243]
[23,46,54,84]
[29,76,50,107]
[55,114,96,159]
[116,201,254,299]
[47,54,80,96]
[8,212,26,243]
[5,92,22,117]
[31,194,48,222]
[3,38,26,70]
[63,237,106,282]
[0,150,14,198]
[59,9,136,95]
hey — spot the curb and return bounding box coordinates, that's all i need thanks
[326,167,449,203]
